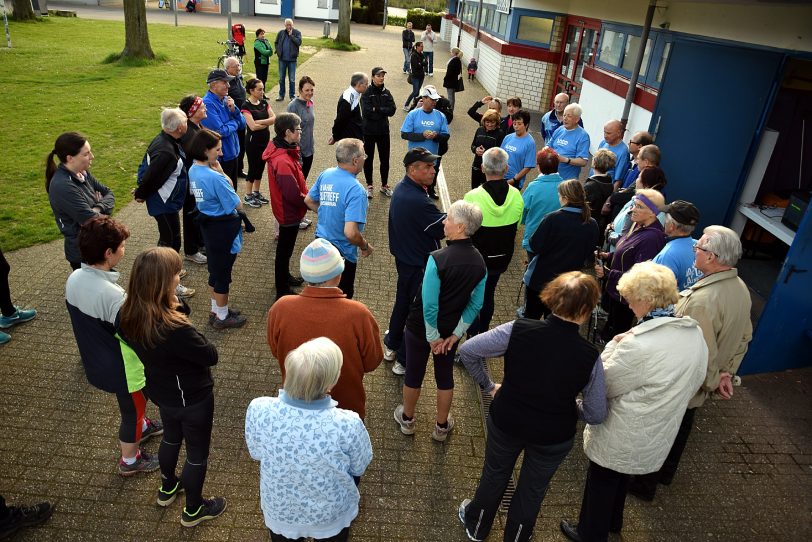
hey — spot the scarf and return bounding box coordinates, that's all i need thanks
[640,305,675,323]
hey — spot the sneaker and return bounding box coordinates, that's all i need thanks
[458,499,483,542]
[157,480,184,507]
[119,449,160,477]
[393,404,415,435]
[208,308,241,326]
[299,218,312,230]
[238,171,247,179]
[383,347,397,362]
[403,105,410,111]
[181,496,227,527]
[179,268,187,279]
[185,252,207,265]
[366,185,374,199]
[211,311,247,330]
[392,361,406,375]
[176,284,195,299]
[0,307,37,329]
[255,192,270,204]
[0,330,9,345]
[380,185,393,197]
[0,501,55,539]
[275,96,285,102]
[139,417,164,444]
[431,415,455,442]
[244,194,261,208]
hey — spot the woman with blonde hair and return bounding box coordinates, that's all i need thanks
[469,109,505,189]
[443,47,464,110]
[595,188,666,341]
[245,337,372,542]
[561,261,707,542]
[119,247,225,527]
[523,179,598,319]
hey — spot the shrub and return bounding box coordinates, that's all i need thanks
[407,9,443,31]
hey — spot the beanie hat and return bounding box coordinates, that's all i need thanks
[300,238,345,284]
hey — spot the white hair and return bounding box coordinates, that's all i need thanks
[482,147,509,177]
[283,337,343,401]
[224,56,240,70]
[161,108,187,132]
[564,103,583,118]
[448,200,483,237]
[702,225,742,267]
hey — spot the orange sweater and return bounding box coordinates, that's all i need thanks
[267,286,383,419]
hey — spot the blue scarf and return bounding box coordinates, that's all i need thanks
[640,305,675,323]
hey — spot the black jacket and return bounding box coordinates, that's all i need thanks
[331,89,364,141]
[584,173,614,219]
[402,28,415,50]
[443,56,463,89]
[526,208,598,291]
[467,101,513,134]
[410,49,426,80]
[470,126,505,170]
[361,82,397,136]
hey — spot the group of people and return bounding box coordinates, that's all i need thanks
[0,22,753,542]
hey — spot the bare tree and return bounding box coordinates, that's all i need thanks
[121,0,155,60]
[11,0,37,21]
[336,0,351,45]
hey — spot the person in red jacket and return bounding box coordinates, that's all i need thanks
[262,112,308,300]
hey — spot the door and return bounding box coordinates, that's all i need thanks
[553,17,600,105]
[740,206,812,374]
[281,0,294,18]
[651,40,783,228]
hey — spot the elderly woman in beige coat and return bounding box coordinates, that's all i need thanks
[560,261,708,542]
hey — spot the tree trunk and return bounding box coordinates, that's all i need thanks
[11,0,37,21]
[336,0,352,45]
[121,0,155,60]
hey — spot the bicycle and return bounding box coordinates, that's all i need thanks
[216,40,244,69]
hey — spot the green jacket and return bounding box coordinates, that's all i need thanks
[254,38,273,65]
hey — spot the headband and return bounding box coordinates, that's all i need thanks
[635,193,660,215]
[186,96,203,119]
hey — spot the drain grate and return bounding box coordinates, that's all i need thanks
[477,364,517,514]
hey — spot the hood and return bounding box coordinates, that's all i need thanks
[262,140,301,162]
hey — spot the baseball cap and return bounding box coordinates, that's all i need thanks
[371,67,387,77]
[206,69,234,84]
[420,86,441,100]
[404,147,441,166]
[662,200,700,226]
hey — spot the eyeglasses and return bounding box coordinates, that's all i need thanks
[630,140,642,145]
[692,241,715,255]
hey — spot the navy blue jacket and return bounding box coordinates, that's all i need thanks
[135,131,188,217]
[388,175,446,267]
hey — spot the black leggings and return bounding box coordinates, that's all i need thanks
[337,259,357,300]
[363,133,391,186]
[0,248,15,316]
[158,393,215,512]
[403,328,457,391]
[302,155,314,180]
[155,212,182,253]
[269,527,349,542]
[275,224,299,298]
[115,389,147,443]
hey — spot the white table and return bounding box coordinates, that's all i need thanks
[738,204,796,246]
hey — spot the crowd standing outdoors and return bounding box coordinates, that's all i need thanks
[1,16,755,541]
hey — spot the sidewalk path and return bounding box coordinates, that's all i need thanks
[1,6,810,541]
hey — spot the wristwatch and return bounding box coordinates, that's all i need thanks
[566,157,572,164]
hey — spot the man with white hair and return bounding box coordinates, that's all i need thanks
[134,107,195,299]
[629,225,752,502]
[540,93,583,143]
[274,18,302,102]
[201,69,247,188]
[548,103,590,180]
[328,72,369,146]
[304,138,372,300]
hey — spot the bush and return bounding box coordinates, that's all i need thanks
[407,9,443,31]
[391,0,445,10]
[388,15,406,27]
[351,4,368,23]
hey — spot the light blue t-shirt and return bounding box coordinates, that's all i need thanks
[652,236,703,291]
[399,107,449,156]
[189,163,242,254]
[308,166,368,263]
[549,125,590,180]
[501,133,537,189]
[521,173,563,251]
[592,140,630,182]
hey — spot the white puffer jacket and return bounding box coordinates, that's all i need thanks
[583,316,708,474]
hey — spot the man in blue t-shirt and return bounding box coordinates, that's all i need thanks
[619,131,654,190]
[591,120,630,185]
[499,110,536,189]
[305,138,372,299]
[548,103,590,180]
[400,86,450,156]
[540,92,583,143]
[653,200,703,290]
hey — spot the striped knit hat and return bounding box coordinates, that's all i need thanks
[300,238,345,284]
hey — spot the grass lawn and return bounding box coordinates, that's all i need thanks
[0,16,336,251]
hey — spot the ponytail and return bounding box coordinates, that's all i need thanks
[557,178,592,224]
[45,132,88,193]
[45,151,58,193]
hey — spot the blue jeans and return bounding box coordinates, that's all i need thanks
[384,261,424,356]
[278,59,296,99]
[463,417,574,542]
[405,75,423,107]
[402,48,410,72]
[423,51,434,74]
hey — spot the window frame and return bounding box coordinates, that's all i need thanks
[595,22,673,89]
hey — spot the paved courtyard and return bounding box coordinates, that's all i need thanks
[1,6,810,541]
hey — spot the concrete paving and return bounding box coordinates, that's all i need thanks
[1,6,810,541]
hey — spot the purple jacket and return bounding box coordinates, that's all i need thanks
[606,221,666,301]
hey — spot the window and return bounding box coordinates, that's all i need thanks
[595,23,673,89]
[621,36,652,76]
[656,42,671,83]
[516,16,554,45]
[599,30,624,66]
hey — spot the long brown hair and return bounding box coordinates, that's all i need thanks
[45,132,87,193]
[558,179,592,223]
[119,247,188,349]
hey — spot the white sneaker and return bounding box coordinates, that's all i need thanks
[392,361,406,375]
[175,284,195,299]
[185,252,207,265]
[383,347,397,362]
[366,185,374,199]
[393,405,415,435]
[431,415,455,442]
[298,218,312,230]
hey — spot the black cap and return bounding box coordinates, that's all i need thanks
[404,147,440,166]
[371,67,387,77]
[662,200,700,226]
[206,69,234,84]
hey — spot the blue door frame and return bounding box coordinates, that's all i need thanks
[652,39,812,374]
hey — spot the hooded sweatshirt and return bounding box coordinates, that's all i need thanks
[464,179,524,273]
[262,137,308,226]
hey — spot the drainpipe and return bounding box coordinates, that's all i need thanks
[473,0,484,49]
[621,0,656,131]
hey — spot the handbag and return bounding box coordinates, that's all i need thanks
[455,76,465,92]
[407,73,413,84]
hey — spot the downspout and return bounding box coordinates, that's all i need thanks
[473,0,484,49]
[621,0,656,131]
